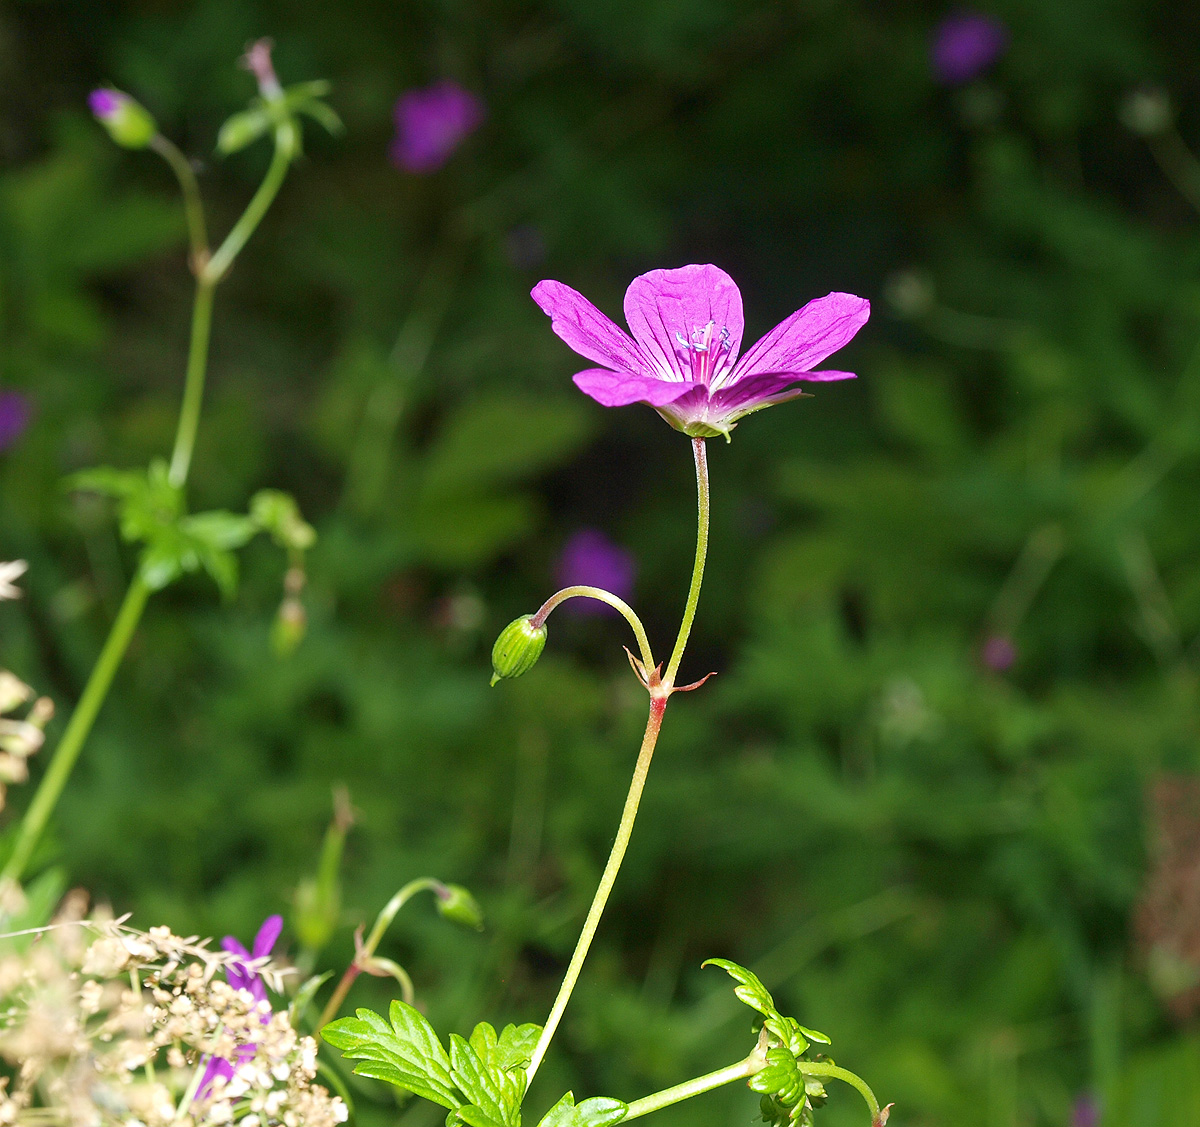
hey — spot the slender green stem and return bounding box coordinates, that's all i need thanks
[317,877,442,1030]
[1,575,151,884]
[530,586,655,673]
[526,695,667,1083]
[624,1054,763,1121]
[149,135,209,271]
[202,121,295,285]
[799,1061,883,1124]
[663,438,709,688]
[167,278,216,488]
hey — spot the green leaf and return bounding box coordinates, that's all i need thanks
[322,1002,460,1109]
[449,1033,516,1127]
[702,958,779,1021]
[179,510,257,551]
[536,1093,627,1127]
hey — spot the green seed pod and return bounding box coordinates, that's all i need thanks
[88,88,157,149]
[490,614,547,685]
[435,883,484,931]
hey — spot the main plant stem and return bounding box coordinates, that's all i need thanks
[526,439,711,1083]
[2,128,294,886]
[624,1053,763,1121]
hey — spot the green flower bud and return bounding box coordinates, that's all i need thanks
[88,88,157,149]
[435,883,484,931]
[490,615,547,685]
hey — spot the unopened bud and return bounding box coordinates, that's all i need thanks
[435,883,484,931]
[88,88,157,149]
[490,615,547,685]
[272,596,307,657]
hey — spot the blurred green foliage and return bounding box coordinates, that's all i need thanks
[3,1,1200,1124]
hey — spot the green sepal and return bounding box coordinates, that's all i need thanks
[217,80,341,156]
[322,1001,460,1110]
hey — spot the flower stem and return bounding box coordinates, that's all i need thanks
[316,877,443,1030]
[530,586,655,673]
[167,277,216,488]
[1,575,151,884]
[525,694,667,1084]
[623,1053,764,1121]
[202,121,295,285]
[663,438,709,688]
[149,134,209,272]
[799,1061,883,1124]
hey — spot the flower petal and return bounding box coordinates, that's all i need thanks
[623,265,744,380]
[253,914,283,959]
[532,281,649,375]
[733,292,868,379]
[573,368,699,408]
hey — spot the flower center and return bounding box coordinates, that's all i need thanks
[674,321,733,386]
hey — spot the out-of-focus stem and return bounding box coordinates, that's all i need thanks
[525,694,667,1083]
[167,278,216,487]
[1,575,151,884]
[150,134,209,272]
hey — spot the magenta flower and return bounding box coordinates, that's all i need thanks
[556,529,636,616]
[197,915,282,1097]
[390,81,484,173]
[532,264,868,439]
[930,10,1008,85]
[980,634,1016,673]
[0,392,31,452]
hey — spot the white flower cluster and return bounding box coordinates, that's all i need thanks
[0,899,347,1127]
[0,671,53,812]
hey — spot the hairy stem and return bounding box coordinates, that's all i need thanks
[530,586,655,673]
[663,438,709,688]
[525,695,667,1083]
[2,575,151,884]
[624,1053,763,1121]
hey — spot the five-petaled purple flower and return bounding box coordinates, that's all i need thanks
[532,264,869,439]
[390,81,484,173]
[197,915,282,1098]
[0,392,31,452]
[556,529,636,617]
[930,10,1009,85]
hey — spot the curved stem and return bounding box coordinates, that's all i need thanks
[167,278,216,488]
[624,1053,763,1121]
[663,438,709,688]
[1,575,151,884]
[316,877,442,1030]
[525,695,667,1084]
[530,586,655,673]
[149,135,209,271]
[202,121,294,285]
[799,1061,883,1124]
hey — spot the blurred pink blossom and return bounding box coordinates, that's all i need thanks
[390,81,484,173]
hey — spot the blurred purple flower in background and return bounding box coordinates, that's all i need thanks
[532,264,868,439]
[931,10,1008,85]
[1071,1093,1099,1127]
[197,915,282,1097]
[556,529,636,617]
[980,634,1017,673]
[0,392,31,451]
[390,81,484,173]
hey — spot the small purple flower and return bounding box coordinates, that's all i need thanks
[197,915,282,1098]
[532,264,869,439]
[556,530,636,616]
[1071,1093,1100,1127]
[980,634,1016,673]
[930,10,1008,85]
[390,81,484,173]
[0,392,31,452]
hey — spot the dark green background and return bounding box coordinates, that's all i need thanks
[3,0,1200,1123]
